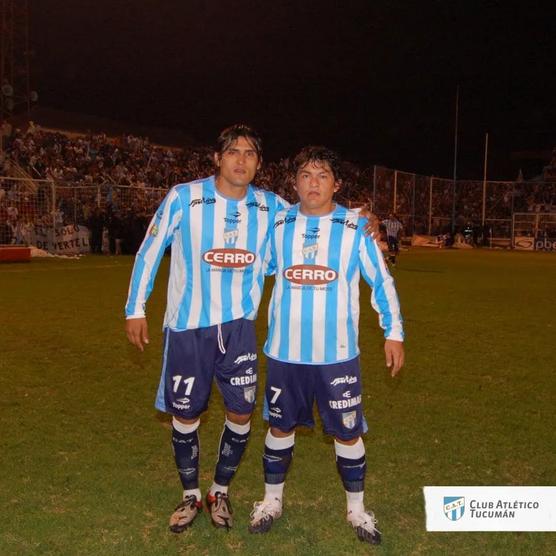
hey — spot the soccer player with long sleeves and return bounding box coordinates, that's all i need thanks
[125,125,288,532]
[249,146,405,545]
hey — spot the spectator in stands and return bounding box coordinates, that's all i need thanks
[107,209,123,255]
[0,200,12,243]
[2,123,555,255]
[88,206,104,254]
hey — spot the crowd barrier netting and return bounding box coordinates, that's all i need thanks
[1,171,555,253]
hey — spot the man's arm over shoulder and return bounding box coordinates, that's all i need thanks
[355,208,380,239]
[263,204,292,276]
[264,189,290,213]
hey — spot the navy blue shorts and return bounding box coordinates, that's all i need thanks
[264,356,364,441]
[387,236,399,254]
[155,318,258,418]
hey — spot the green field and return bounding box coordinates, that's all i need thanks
[1,249,555,555]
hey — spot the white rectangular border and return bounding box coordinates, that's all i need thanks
[424,486,556,531]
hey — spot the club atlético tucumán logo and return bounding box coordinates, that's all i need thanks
[444,496,465,521]
[203,248,256,268]
[283,264,338,285]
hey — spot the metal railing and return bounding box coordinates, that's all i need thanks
[1,169,555,249]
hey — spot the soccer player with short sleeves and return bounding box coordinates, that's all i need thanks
[125,125,288,532]
[382,213,404,266]
[248,146,405,546]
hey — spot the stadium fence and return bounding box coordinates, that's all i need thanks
[1,169,555,252]
[372,166,556,241]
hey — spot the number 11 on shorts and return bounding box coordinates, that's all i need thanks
[172,375,195,395]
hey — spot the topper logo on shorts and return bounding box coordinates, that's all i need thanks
[284,264,338,285]
[203,248,256,268]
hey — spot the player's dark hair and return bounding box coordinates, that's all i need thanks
[293,146,342,181]
[215,124,263,159]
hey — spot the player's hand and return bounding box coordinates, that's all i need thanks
[126,317,150,352]
[359,206,380,240]
[384,339,404,377]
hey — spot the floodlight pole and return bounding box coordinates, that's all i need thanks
[393,170,398,213]
[0,0,32,120]
[428,176,433,235]
[372,165,376,211]
[481,132,489,226]
[451,86,459,233]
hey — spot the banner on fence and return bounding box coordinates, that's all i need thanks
[514,236,534,250]
[32,225,90,255]
[534,236,556,252]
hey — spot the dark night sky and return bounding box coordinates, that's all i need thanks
[30,0,556,179]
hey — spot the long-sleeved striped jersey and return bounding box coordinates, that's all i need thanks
[264,203,404,364]
[125,176,287,329]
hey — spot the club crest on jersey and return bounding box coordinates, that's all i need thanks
[223,229,239,246]
[243,386,256,403]
[149,224,159,236]
[444,497,465,521]
[203,248,256,268]
[283,264,338,285]
[302,243,318,259]
[342,411,357,430]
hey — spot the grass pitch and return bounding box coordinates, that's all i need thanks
[1,249,555,555]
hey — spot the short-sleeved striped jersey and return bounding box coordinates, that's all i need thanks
[264,204,404,365]
[383,218,403,238]
[125,176,287,329]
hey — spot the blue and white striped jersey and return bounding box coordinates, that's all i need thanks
[125,176,287,329]
[264,204,404,364]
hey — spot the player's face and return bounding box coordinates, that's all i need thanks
[295,160,339,215]
[214,136,261,197]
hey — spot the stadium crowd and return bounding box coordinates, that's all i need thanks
[1,124,556,250]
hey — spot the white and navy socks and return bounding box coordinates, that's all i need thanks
[334,438,366,516]
[262,429,295,503]
[172,417,202,501]
[209,418,251,496]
